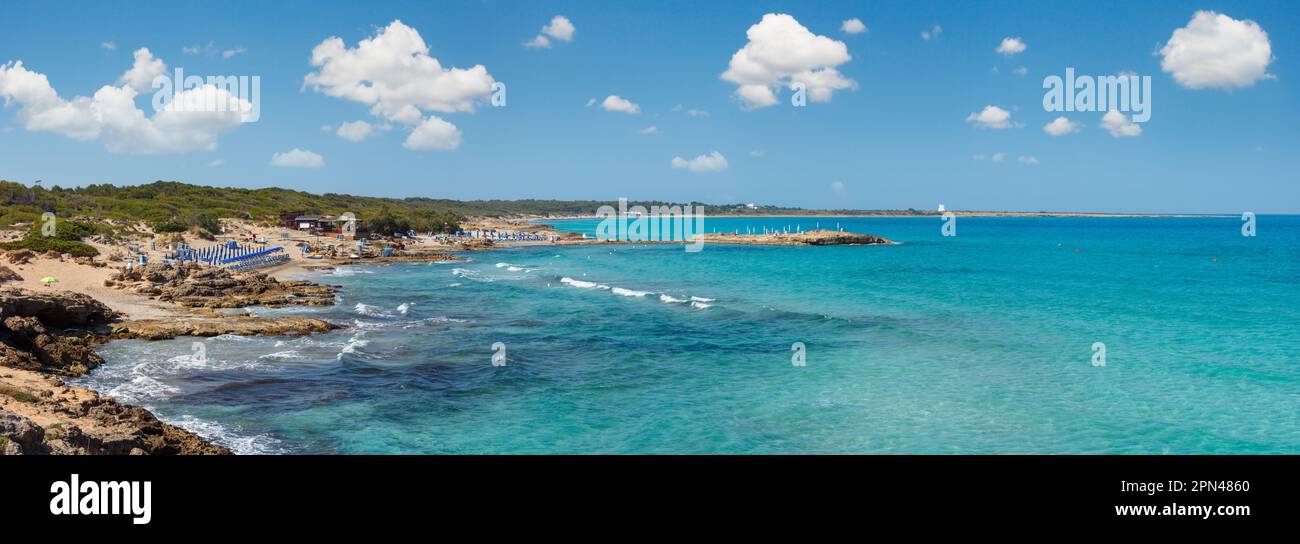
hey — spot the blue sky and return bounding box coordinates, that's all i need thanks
[1,0,1296,213]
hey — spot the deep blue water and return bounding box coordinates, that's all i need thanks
[79,216,1300,453]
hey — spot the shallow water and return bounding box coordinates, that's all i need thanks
[79,216,1300,453]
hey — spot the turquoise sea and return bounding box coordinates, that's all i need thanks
[78,216,1300,454]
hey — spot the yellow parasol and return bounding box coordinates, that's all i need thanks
[40,276,59,286]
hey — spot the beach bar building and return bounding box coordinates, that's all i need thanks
[289,215,350,237]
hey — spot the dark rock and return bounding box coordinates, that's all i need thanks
[0,410,49,455]
[0,265,21,284]
[0,288,120,327]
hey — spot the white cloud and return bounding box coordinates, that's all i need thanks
[1012,66,1028,76]
[585,97,596,107]
[637,125,658,135]
[841,18,867,35]
[543,16,576,42]
[671,151,729,173]
[830,180,846,193]
[749,149,765,157]
[966,105,1014,129]
[304,20,496,124]
[207,159,223,167]
[996,37,1027,56]
[403,115,462,151]
[922,24,943,41]
[1043,116,1081,136]
[100,41,116,51]
[118,48,166,92]
[1017,155,1040,165]
[991,152,1005,162]
[721,13,856,109]
[222,47,247,59]
[686,108,709,117]
[972,154,986,161]
[1100,110,1141,137]
[527,16,575,48]
[1160,11,1273,89]
[600,95,640,114]
[270,148,324,168]
[0,52,250,154]
[336,120,376,142]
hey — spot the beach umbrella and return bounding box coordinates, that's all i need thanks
[41,276,58,286]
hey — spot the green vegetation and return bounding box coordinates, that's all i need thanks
[152,221,188,233]
[0,219,101,257]
[0,385,39,403]
[0,179,939,239]
[0,180,465,234]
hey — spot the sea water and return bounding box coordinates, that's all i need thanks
[77,216,1300,454]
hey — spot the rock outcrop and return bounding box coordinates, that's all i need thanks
[0,265,21,284]
[112,315,339,341]
[3,249,36,265]
[0,288,117,376]
[1,315,105,376]
[0,287,120,327]
[694,230,893,246]
[109,263,338,308]
[0,369,230,455]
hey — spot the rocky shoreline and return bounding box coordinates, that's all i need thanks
[107,263,339,308]
[1,262,346,455]
[0,288,231,454]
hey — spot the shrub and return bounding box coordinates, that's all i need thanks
[153,221,187,233]
[0,237,99,257]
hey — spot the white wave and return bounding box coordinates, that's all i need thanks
[329,267,373,277]
[423,316,467,323]
[258,350,302,361]
[690,296,716,303]
[690,301,713,310]
[209,333,255,343]
[105,375,181,404]
[561,277,609,289]
[612,287,652,297]
[452,268,496,283]
[396,302,413,315]
[507,266,526,272]
[448,283,462,287]
[350,318,387,329]
[659,294,686,303]
[336,338,370,360]
[353,303,393,318]
[169,414,285,455]
[495,262,511,268]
